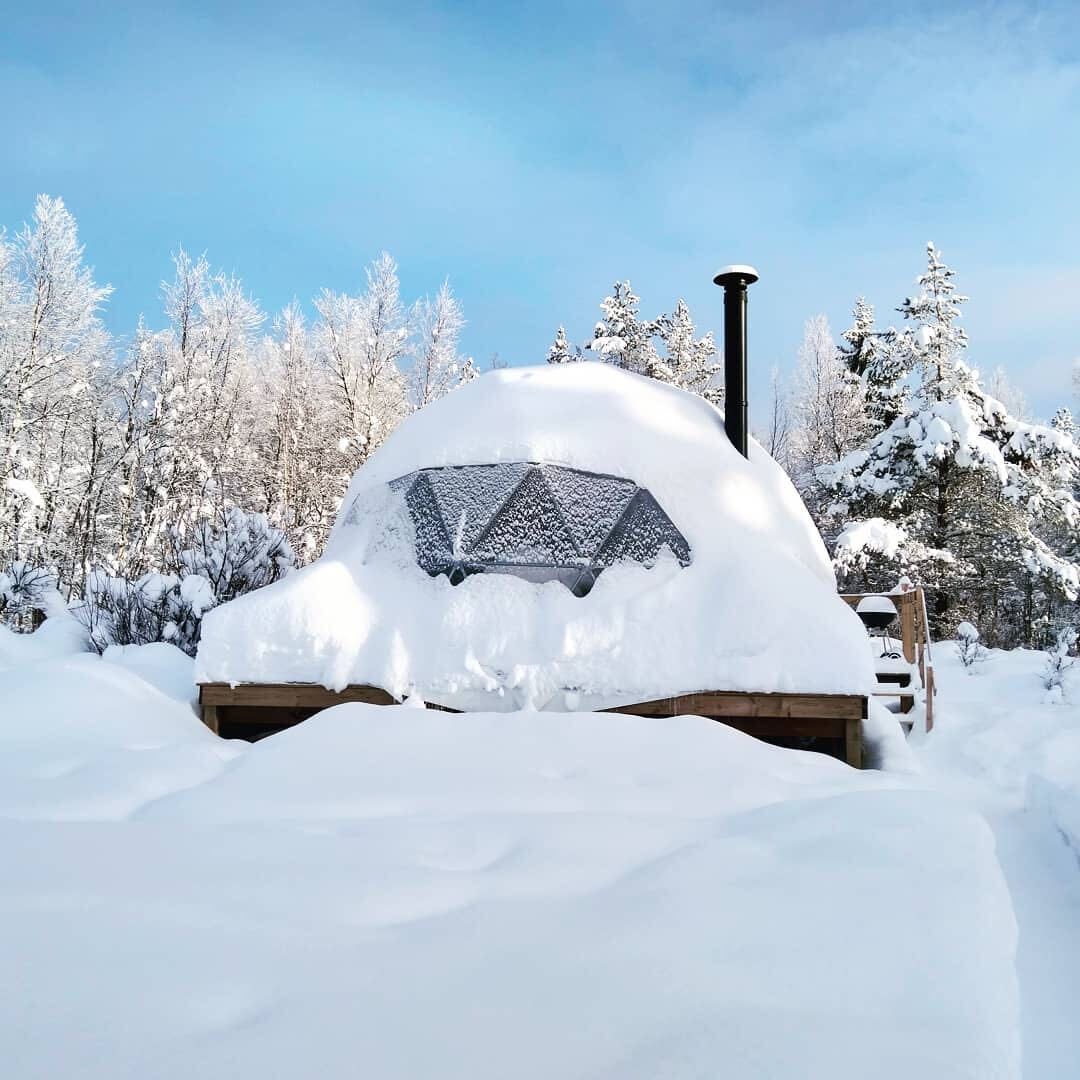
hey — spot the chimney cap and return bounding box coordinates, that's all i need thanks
[713,265,759,286]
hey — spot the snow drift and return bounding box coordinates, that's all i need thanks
[0,657,1020,1079]
[197,364,873,706]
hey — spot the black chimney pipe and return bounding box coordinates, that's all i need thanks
[712,264,759,458]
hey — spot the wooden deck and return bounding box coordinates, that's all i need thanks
[198,683,868,767]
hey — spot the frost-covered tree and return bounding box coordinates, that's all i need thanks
[789,315,870,527]
[757,366,793,473]
[586,281,661,375]
[315,252,410,472]
[409,281,475,409]
[650,300,720,403]
[837,297,904,430]
[823,245,1080,642]
[248,303,343,560]
[0,196,114,584]
[566,284,720,402]
[546,326,579,365]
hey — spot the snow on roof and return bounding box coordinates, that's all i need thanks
[196,364,874,705]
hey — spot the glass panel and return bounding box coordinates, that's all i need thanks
[383,461,691,595]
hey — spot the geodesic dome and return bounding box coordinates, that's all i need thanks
[197,363,874,708]
[343,462,690,597]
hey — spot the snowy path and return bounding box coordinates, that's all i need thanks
[990,809,1080,1079]
[913,646,1080,1080]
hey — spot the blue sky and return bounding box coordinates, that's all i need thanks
[3,0,1079,418]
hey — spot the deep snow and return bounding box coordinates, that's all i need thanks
[196,365,875,705]
[0,634,1025,1079]
[914,644,1080,1079]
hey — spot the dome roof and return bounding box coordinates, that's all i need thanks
[197,364,874,707]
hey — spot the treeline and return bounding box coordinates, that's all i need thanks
[0,196,476,644]
[1,195,1077,652]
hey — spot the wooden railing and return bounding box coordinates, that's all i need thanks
[841,587,936,733]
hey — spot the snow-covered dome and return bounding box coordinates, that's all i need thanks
[197,364,874,707]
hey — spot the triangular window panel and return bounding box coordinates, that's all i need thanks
[427,463,528,555]
[404,471,455,574]
[470,466,583,566]
[538,464,636,556]
[594,488,692,569]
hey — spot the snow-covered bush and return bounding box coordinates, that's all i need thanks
[954,622,988,671]
[1042,627,1077,703]
[75,509,293,656]
[169,507,294,607]
[0,562,64,631]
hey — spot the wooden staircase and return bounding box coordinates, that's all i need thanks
[841,587,936,733]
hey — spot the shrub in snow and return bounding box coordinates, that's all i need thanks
[76,509,293,656]
[169,507,294,607]
[1042,627,1077,703]
[954,622,988,671]
[0,562,65,631]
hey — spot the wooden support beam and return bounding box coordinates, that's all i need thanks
[199,682,398,709]
[606,690,866,721]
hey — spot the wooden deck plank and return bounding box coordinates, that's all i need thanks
[605,690,866,721]
[199,683,398,709]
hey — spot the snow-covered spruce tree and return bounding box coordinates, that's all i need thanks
[823,244,1080,643]
[574,283,721,400]
[649,299,721,404]
[837,297,904,430]
[546,326,580,364]
[586,281,661,375]
[314,252,410,474]
[789,315,871,529]
[1042,627,1077,703]
[954,621,988,671]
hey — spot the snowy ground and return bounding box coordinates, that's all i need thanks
[914,645,1080,1079]
[3,628,1078,1077]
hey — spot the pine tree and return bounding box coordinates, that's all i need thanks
[650,300,720,403]
[824,245,1080,642]
[837,297,903,430]
[586,281,660,375]
[546,326,579,364]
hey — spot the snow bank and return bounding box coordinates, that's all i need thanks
[0,612,87,670]
[102,641,199,713]
[0,650,232,821]
[3,700,1017,1079]
[198,365,873,705]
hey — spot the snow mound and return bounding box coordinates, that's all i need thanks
[2,699,1018,1079]
[143,703,892,823]
[197,364,873,705]
[0,652,233,821]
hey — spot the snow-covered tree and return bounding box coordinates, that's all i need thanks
[650,299,720,403]
[315,252,410,473]
[837,297,904,430]
[546,326,579,365]
[0,196,114,585]
[409,281,475,409]
[586,281,660,375]
[789,315,870,527]
[822,245,1080,642]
